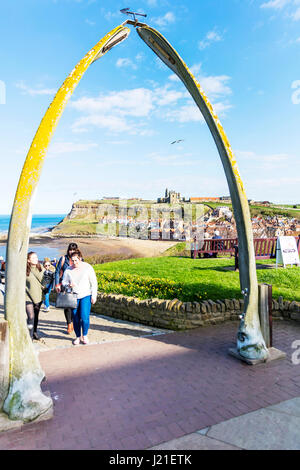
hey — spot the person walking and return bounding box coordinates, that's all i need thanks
[43,258,55,312]
[55,242,79,334]
[62,249,97,346]
[26,251,45,340]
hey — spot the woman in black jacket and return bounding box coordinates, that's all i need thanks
[55,242,78,334]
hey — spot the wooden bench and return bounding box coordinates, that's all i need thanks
[191,236,300,266]
[234,236,300,270]
[234,238,277,270]
[191,238,237,259]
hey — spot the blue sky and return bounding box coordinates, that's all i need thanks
[1,0,300,214]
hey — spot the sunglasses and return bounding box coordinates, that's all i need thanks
[44,264,51,267]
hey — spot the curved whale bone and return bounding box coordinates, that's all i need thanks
[136,24,269,362]
[4,24,131,422]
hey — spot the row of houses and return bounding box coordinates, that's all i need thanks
[96,201,300,241]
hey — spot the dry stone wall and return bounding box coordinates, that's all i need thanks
[91,293,300,330]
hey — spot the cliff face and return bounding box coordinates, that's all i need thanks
[64,202,103,221]
[52,201,121,235]
[52,200,208,237]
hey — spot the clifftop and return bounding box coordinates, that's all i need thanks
[51,199,300,238]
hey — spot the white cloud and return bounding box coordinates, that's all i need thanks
[171,63,232,99]
[105,140,130,145]
[260,0,300,20]
[48,141,98,157]
[198,30,223,50]
[291,6,300,19]
[199,75,232,98]
[261,0,291,9]
[168,73,180,83]
[147,152,195,166]
[152,12,175,28]
[116,58,137,70]
[70,86,186,134]
[70,66,233,134]
[165,101,232,123]
[16,81,56,96]
[71,88,154,117]
[153,85,187,105]
[71,114,135,134]
[212,101,233,115]
[85,19,96,26]
[135,53,144,62]
[166,104,204,123]
[70,89,153,134]
[235,150,291,168]
[250,176,300,187]
[236,149,289,159]
[102,10,120,22]
[167,63,232,122]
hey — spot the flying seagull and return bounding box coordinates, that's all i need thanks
[171,139,184,145]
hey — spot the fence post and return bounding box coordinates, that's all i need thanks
[258,283,271,348]
[267,284,273,348]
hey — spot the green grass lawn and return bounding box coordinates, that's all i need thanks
[94,256,300,303]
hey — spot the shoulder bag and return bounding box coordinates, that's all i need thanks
[55,286,78,309]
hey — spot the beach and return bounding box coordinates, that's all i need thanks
[0,233,178,260]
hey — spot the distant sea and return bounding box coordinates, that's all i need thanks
[0,214,65,234]
[0,214,66,261]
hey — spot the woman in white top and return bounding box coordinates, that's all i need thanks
[62,249,98,345]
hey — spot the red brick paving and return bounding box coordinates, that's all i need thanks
[0,321,300,450]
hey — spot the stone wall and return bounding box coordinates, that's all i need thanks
[91,293,300,331]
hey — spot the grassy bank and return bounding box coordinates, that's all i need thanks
[249,205,300,219]
[94,256,300,303]
[52,220,99,235]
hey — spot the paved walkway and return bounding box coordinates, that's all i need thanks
[1,297,300,450]
[150,396,300,450]
[0,296,172,349]
[32,305,170,351]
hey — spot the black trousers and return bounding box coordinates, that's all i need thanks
[26,301,42,338]
[64,308,73,325]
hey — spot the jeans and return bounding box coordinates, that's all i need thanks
[44,283,52,308]
[72,295,91,338]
